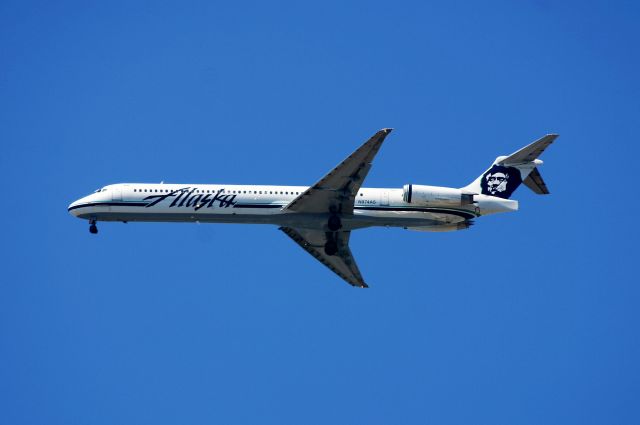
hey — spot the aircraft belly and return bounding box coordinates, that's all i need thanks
[71,202,284,224]
[350,208,471,228]
[77,212,283,224]
[70,202,474,229]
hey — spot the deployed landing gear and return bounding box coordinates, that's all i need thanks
[324,230,339,255]
[324,213,342,255]
[328,215,342,231]
[324,239,338,256]
[89,219,98,234]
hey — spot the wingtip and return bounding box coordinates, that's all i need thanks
[382,128,393,134]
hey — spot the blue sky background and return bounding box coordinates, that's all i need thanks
[1,1,639,424]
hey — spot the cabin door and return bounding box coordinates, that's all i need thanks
[111,186,122,202]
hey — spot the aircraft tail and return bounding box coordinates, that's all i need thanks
[462,134,557,199]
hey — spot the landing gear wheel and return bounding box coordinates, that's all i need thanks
[328,215,342,231]
[324,240,338,256]
[89,220,98,234]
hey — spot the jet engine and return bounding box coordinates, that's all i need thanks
[402,184,475,206]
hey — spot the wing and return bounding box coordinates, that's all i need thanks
[279,227,367,288]
[284,128,393,214]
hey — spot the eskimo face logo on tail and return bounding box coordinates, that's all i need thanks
[480,165,522,199]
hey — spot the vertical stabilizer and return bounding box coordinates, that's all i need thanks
[462,134,557,199]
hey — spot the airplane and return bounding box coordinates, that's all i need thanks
[68,129,556,288]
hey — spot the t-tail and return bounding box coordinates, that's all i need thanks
[462,134,558,199]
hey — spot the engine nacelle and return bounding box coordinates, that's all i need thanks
[403,184,474,206]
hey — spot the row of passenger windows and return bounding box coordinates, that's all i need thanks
[132,188,302,195]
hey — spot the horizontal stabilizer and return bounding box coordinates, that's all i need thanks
[499,134,557,165]
[523,168,550,194]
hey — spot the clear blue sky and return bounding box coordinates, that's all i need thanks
[1,1,639,424]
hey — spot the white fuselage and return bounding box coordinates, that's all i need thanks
[65,129,552,288]
[68,183,517,232]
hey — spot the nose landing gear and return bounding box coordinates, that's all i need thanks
[89,219,98,234]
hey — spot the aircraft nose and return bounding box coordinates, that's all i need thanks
[68,194,93,217]
[68,199,81,216]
